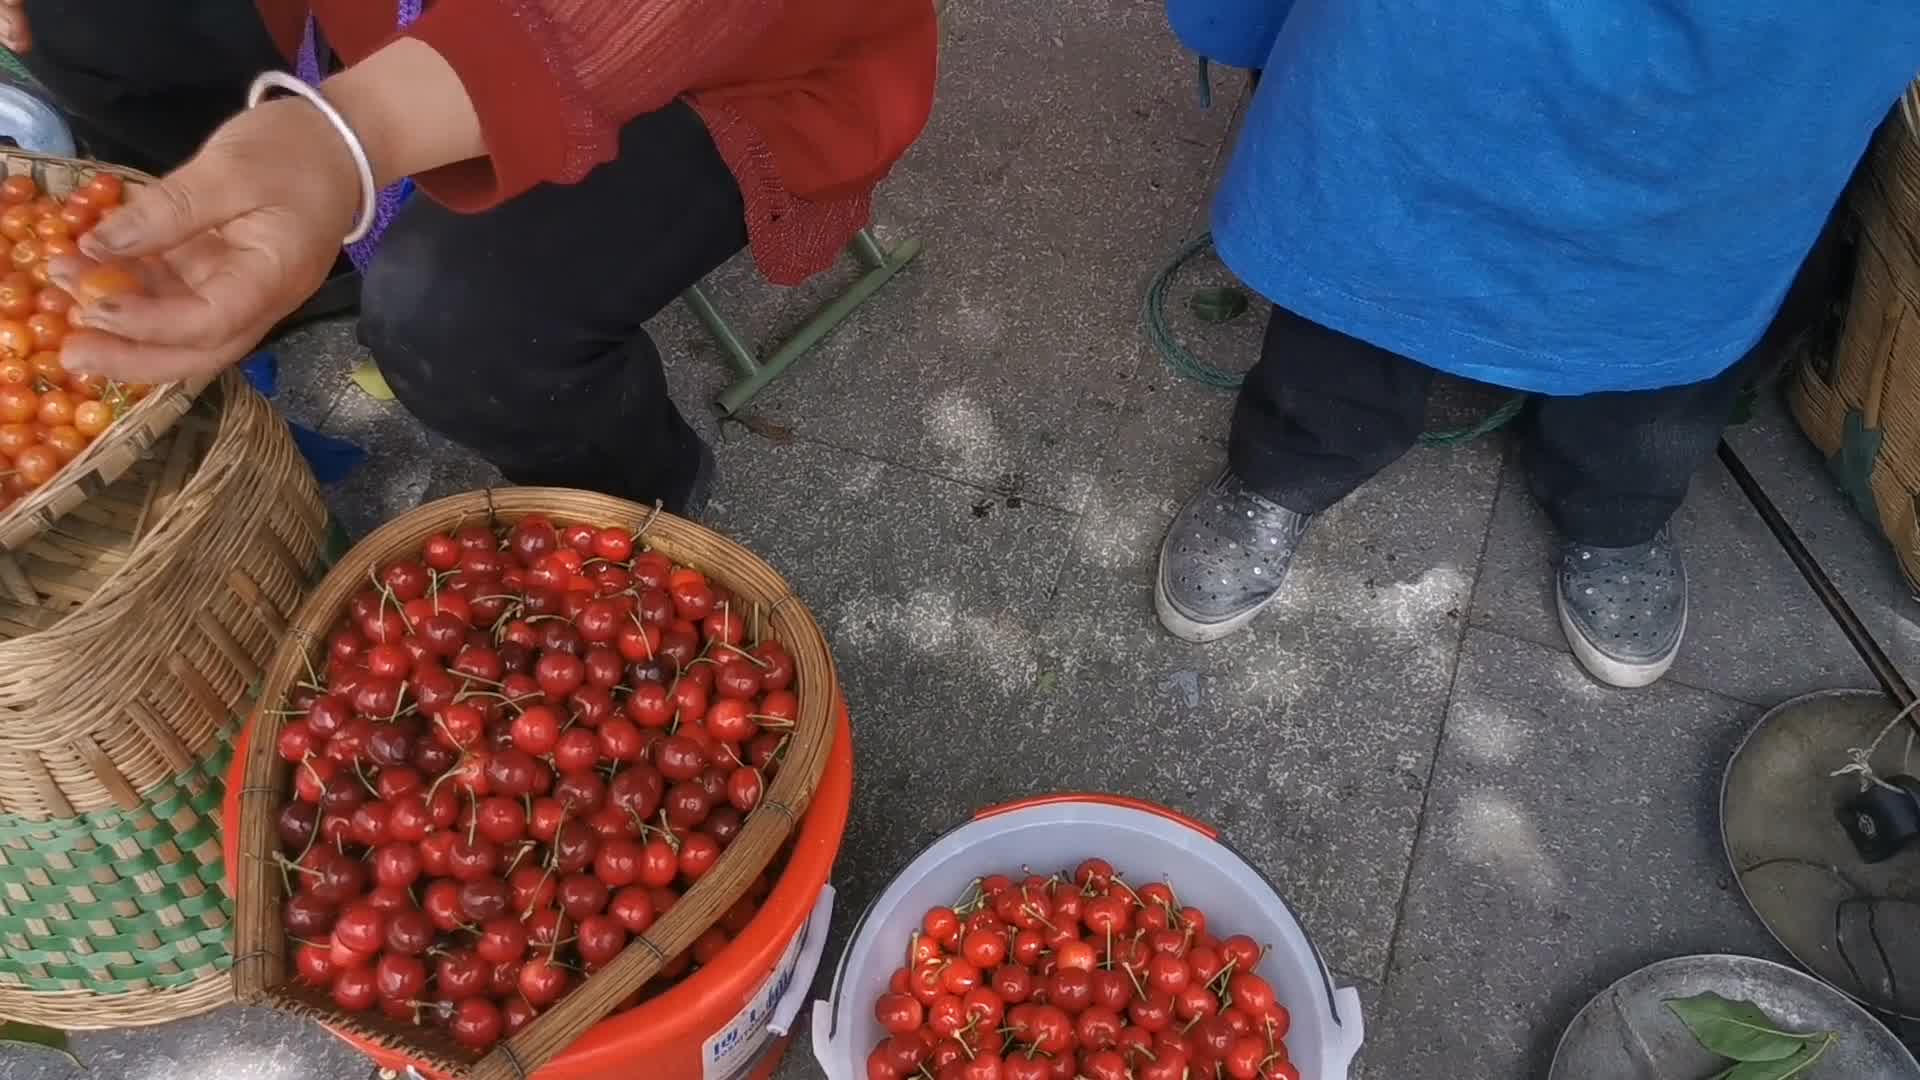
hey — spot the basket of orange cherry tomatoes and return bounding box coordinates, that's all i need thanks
[0,149,211,560]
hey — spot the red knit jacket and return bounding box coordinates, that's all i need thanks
[254,1,939,285]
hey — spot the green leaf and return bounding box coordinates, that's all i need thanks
[1189,287,1249,324]
[1721,1034,1838,1079]
[1664,993,1827,1062]
[0,1021,79,1068]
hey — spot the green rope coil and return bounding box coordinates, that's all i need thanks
[0,738,238,994]
[1147,231,1526,446]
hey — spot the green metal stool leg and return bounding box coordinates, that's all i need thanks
[685,227,924,415]
[683,284,759,380]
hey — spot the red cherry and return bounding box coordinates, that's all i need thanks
[678,832,722,881]
[510,703,563,754]
[558,873,611,920]
[476,916,529,965]
[725,767,764,813]
[593,839,645,888]
[638,838,678,888]
[449,997,505,1050]
[332,902,385,954]
[609,886,657,934]
[294,943,334,987]
[535,651,586,700]
[576,913,629,965]
[518,956,571,1006]
[383,908,434,956]
[331,965,378,1011]
[371,842,423,889]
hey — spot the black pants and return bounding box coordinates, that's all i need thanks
[1230,215,1846,548]
[21,0,743,509]
[1226,309,1767,547]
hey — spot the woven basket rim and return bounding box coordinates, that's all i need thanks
[232,488,839,1080]
[0,150,213,554]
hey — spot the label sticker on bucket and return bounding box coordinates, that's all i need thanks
[703,886,835,1080]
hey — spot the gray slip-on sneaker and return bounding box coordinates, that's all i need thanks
[1555,527,1687,688]
[1154,470,1312,643]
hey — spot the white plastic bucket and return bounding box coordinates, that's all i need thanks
[812,794,1366,1078]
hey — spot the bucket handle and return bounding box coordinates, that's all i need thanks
[973,793,1219,839]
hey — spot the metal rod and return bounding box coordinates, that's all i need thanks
[1717,439,1919,712]
[713,236,924,415]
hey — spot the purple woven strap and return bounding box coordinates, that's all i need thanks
[296,0,424,270]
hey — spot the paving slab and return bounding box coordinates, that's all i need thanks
[1362,629,1784,1079]
[313,375,503,539]
[1015,364,1506,984]
[3,1006,365,1080]
[684,0,1245,511]
[262,317,359,433]
[1472,391,1920,705]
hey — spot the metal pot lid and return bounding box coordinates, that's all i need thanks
[1722,689,1920,1023]
[1549,953,1918,1078]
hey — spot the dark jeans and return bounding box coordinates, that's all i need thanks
[1226,309,1767,547]
[21,0,744,510]
[1230,217,1846,548]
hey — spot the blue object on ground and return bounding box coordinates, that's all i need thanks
[239,349,366,484]
[287,426,367,485]
[1165,0,1920,396]
[240,351,279,397]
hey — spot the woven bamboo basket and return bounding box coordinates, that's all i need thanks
[232,488,838,1080]
[0,148,216,556]
[0,368,331,1028]
[1789,85,1920,589]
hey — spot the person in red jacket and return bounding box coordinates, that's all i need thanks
[0,0,939,515]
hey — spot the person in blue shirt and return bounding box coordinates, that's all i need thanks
[1154,1,1920,687]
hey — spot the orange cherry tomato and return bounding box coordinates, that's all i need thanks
[26,352,62,383]
[65,372,107,399]
[0,205,32,243]
[27,313,64,351]
[12,443,58,486]
[42,424,86,461]
[27,196,56,217]
[31,216,67,242]
[0,176,36,206]
[0,358,25,386]
[0,282,30,321]
[35,388,74,427]
[0,421,32,456]
[0,319,33,359]
[73,263,141,304]
[57,203,95,235]
[10,238,40,271]
[81,173,123,208]
[34,287,70,316]
[40,235,76,260]
[27,262,51,288]
[72,400,111,438]
[0,383,34,423]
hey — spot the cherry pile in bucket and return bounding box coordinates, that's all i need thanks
[271,514,799,1050]
[868,859,1297,1080]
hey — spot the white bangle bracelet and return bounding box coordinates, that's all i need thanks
[244,70,379,245]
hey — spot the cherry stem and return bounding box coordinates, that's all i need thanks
[716,641,768,668]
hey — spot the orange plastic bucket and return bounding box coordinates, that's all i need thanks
[222,701,854,1080]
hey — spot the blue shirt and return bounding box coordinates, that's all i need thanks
[1168,1,1920,395]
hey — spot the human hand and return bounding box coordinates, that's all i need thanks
[0,0,29,54]
[54,96,361,382]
